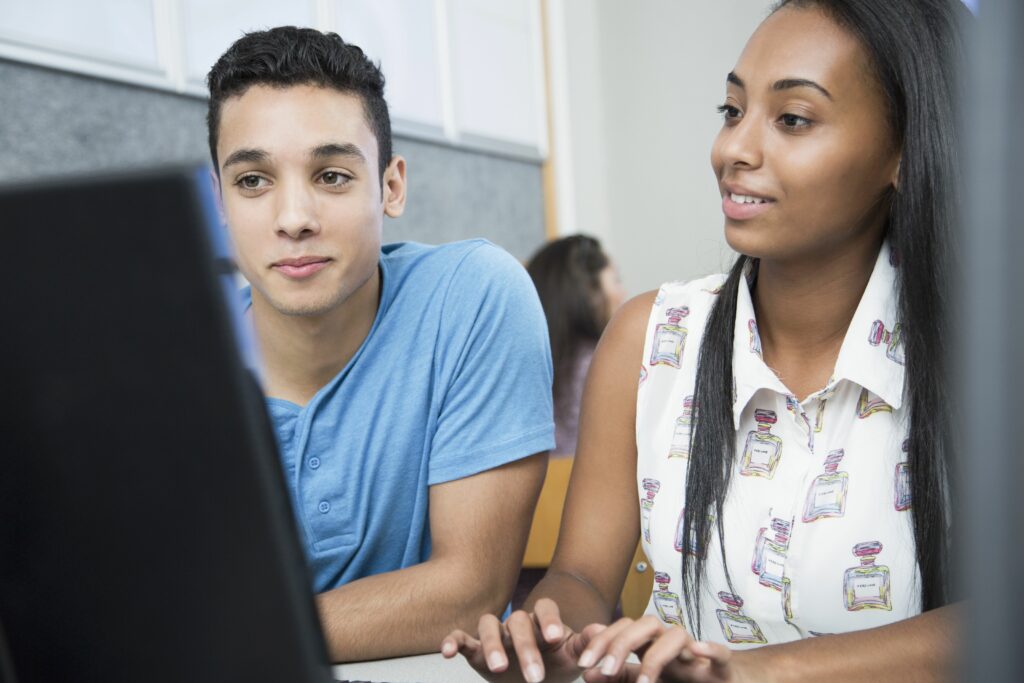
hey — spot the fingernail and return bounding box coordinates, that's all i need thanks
[600,655,618,676]
[525,663,544,683]
[545,623,562,641]
[577,650,596,668]
[637,676,651,683]
[487,651,506,671]
[441,640,454,656]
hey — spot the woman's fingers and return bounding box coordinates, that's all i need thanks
[441,628,493,673]
[575,617,648,675]
[477,613,512,673]
[582,616,671,678]
[506,609,547,683]
[634,626,697,683]
[533,597,568,644]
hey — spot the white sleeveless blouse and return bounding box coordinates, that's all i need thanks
[635,243,920,646]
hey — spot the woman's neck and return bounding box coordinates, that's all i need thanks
[752,236,882,401]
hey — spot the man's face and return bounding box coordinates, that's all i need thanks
[216,84,404,318]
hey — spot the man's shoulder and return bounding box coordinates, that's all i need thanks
[382,238,509,268]
[382,239,524,293]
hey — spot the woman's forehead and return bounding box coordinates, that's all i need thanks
[731,6,872,102]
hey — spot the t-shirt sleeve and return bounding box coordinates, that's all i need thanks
[428,242,555,485]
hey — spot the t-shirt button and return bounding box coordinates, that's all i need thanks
[308,457,321,470]
[317,501,331,514]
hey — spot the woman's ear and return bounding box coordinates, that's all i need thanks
[891,157,901,191]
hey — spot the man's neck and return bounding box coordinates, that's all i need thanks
[252,268,381,406]
[752,235,882,400]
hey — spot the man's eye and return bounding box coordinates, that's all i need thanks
[238,175,264,189]
[320,171,350,186]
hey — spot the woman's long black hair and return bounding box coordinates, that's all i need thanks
[681,0,965,636]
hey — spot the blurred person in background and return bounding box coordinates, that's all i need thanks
[527,235,627,457]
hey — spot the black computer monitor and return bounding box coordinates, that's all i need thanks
[0,168,335,683]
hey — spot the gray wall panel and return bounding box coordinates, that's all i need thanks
[0,59,546,261]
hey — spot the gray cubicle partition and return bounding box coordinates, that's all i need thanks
[0,58,546,262]
[962,0,1024,681]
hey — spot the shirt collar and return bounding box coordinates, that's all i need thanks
[730,243,905,429]
[831,241,905,410]
[732,261,789,430]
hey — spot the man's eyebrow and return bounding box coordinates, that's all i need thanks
[773,78,833,100]
[311,143,366,163]
[221,148,269,170]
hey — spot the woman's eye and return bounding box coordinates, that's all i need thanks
[717,104,741,120]
[779,113,812,129]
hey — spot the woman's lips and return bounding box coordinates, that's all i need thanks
[722,193,776,220]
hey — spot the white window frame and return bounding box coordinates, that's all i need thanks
[0,0,547,162]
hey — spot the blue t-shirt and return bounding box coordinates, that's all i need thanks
[244,240,555,592]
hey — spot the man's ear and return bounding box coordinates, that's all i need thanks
[209,168,226,224]
[382,155,407,218]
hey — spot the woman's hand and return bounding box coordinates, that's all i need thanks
[573,615,749,683]
[441,598,607,683]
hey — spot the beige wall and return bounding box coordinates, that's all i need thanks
[547,0,774,295]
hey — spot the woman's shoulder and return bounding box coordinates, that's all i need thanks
[599,273,729,357]
[653,273,730,310]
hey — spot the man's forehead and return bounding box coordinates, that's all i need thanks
[217,83,378,161]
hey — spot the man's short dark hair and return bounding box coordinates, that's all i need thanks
[206,26,392,179]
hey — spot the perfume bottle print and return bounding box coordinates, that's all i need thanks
[751,518,791,591]
[843,541,892,611]
[740,409,783,478]
[895,439,911,511]
[814,398,827,434]
[668,396,695,459]
[857,387,892,418]
[716,592,767,644]
[652,571,684,626]
[640,478,661,543]
[650,307,689,368]
[868,320,905,365]
[802,449,849,522]
[781,576,794,624]
[749,319,762,356]
[674,507,712,556]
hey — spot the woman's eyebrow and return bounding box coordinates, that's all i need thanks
[773,78,833,100]
[726,72,833,101]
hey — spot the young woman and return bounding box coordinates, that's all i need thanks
[442,0,963,681]
[527,235,626,456]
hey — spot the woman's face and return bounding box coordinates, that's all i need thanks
[710,5,901,264]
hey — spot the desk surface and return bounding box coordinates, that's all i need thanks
[332,652,586,683]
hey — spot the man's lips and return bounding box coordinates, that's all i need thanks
[272,256,332,279]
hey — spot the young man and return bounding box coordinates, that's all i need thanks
[205,27,553,662]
